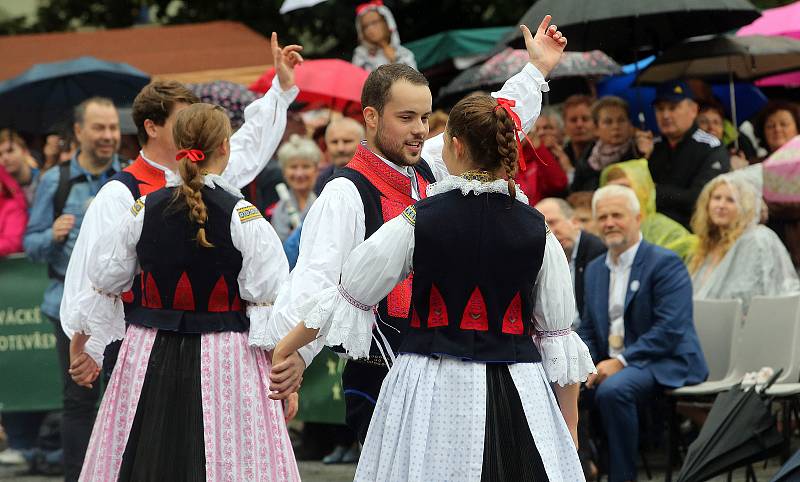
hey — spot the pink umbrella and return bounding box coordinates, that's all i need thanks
[738,2,800,86]
[763,135,800,204]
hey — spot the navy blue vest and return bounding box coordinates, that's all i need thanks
[130,185,248,334]
[401,189,546,363]
[330,146,436,358]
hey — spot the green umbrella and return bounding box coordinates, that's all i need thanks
[406,27,512,71]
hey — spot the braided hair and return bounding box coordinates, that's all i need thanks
[446,94,520,199]
[171,103,232,248]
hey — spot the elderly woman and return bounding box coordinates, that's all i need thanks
[689,173,799,313]
[600,159,697,262]
[271,134,321,242]
[570,96,639,192]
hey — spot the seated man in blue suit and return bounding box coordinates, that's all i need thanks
[579,184,708,482]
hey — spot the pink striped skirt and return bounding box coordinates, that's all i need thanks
[79,325,300,482]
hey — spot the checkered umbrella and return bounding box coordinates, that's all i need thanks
[188,81,258,130]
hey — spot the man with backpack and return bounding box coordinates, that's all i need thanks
[23,96,124,482]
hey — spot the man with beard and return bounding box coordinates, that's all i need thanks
[23,96,124,480]
[55,34,302,482]
[267,17,565,444]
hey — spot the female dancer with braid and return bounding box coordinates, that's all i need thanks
[273,93,596,481]
[68,103,300,481]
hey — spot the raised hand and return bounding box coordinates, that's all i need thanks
[272,32,304,91]
[523,15,568,78]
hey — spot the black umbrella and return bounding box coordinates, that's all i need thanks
[676,377,784,482]
[771,447,800,481]
[638,34,800,148]
[503,0,761,63]
[0,56,150,134]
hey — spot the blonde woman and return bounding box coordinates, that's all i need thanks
[690,173,799,312]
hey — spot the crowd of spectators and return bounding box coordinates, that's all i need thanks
[2,61,800,480]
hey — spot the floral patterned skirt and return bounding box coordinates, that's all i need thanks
[79,325,299,482]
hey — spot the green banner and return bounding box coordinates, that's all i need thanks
[295,348,346,424]
[0,255,61,412]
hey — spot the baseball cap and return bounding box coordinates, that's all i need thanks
[653,80,693,104]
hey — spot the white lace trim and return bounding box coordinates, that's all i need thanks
[166,172,244,199]
[426,175,529,205]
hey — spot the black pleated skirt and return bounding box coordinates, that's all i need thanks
[482,364,550,482]
[117,331,206,482]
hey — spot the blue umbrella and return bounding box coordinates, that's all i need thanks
[0,56,150,133]
[597,56,767,133]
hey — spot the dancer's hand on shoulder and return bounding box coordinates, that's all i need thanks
[269,349,305,400]
[69,333,100,389]
[284,392,299,422]
[523,15,568,78]
[272,32,304,91]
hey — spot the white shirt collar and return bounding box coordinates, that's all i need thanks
[165,172,244,199]
[570,230,582,263]
[605,234,642,271]
[138,150,171,173]
[426,175,529,204]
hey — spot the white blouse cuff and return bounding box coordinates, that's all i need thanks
[75,287,126,366]
[247,303,275,349]
[299,285,375,360]
[535,329,596,386]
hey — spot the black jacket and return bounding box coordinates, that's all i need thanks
[649,125,730,228]
[569,140,640,192]
[573,230,606,321]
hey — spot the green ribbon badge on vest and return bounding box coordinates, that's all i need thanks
[237,205,263,223]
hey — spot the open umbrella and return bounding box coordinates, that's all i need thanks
[763,135,800,205]
[638,34,800,147]
[249,59,368,115]
[188,81,258,130]
[676,381,784,482]
[502,0,760,63]
[739,1,800,88]
[0,56,150,134]
[439,48,620,100]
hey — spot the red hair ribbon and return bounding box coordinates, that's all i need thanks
[175,149,205,163]
[356,0,383,15]
[494,97,546,173]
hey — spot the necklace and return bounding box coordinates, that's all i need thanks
[460,170,496,182]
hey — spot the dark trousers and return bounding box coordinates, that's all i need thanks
[583,365,658,482]
[341,361,388,445]
[50,317,121,482]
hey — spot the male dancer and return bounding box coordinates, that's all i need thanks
[268,17,565,443]
[58,33,302,475]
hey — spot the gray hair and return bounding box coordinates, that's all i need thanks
[277,134,322,169]
[592,185,641,217]
[325,117,365,140]
[540,107,564,131]
[537,197,574,218]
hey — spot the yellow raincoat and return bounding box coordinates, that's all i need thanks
[600,159,698,263]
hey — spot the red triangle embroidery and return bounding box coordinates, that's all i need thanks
[428,284,449,328]
[460,287,489,331]
[230,294,242,311]
[172,272,195,311]
[143,272,162,309]
[410,308,421,328]
[502,293,524,335]
[207,276,229,312]
[387,275,412,318]
[121,290,134,304]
